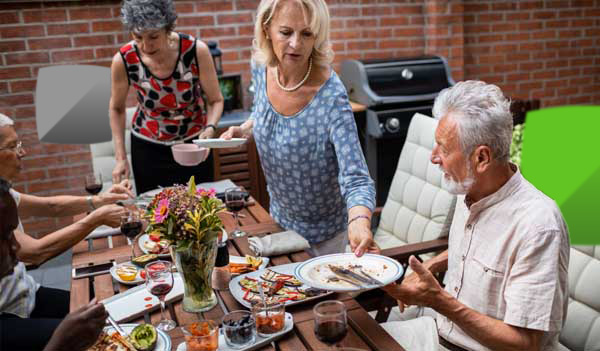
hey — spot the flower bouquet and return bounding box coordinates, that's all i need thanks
[145,176,224,312]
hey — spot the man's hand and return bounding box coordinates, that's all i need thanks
[98,179,134,205]
[382,255,443,309]
[112,159,130,184]
[44,299,108,351]
[348,219,379,257]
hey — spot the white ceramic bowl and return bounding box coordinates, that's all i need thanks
[171,144,209,166]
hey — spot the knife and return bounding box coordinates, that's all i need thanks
[328,265,376,286]
[106,314,129,338]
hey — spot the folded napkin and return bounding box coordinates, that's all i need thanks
[248,230,310,257]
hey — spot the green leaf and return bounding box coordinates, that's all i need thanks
[188,176,197,195]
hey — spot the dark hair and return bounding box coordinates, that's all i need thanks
[121,0,178,33]
[0,177,17,235]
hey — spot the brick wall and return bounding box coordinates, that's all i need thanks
[0,0,598,236]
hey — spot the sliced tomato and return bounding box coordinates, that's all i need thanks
[140,270,147,280]
[149,233,162,242]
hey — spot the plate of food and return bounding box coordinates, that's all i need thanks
[294,253,404,292]
[138,232,171,258]
[89,323,171,351]
[229,255,269,276]
[229,263,331,308]
[110,262,146,285]
[193,138,246,149]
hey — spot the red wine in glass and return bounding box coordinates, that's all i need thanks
[225,187,247,237]
[120,213,142,258]
[226,200,245,213]
[85,184,102,195]
[145,261,176,331]
[149,282,173,297]
[315,320,348,345]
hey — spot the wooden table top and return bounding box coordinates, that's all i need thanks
[70,200,405,351]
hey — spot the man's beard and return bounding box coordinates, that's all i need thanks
[440,164,474,195]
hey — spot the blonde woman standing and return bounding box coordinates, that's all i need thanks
[222,0,376,257]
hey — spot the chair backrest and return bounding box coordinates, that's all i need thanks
[560,245,600,350]
[89,107,136,192]
[374,113,455,250]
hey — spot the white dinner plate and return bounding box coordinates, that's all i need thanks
[193,138,246,148]
[110,262,145,285]
[138,233,171,258]
[103,323,171,351]
[294,253,404,292]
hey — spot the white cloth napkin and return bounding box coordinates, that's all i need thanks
[380,316,439,351]
[248,230,310,257]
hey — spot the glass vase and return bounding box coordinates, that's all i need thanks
[174,233,218,313]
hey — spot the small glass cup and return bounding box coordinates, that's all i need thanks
[252,302,285,337]
[181,320,219,351]
[221,310,256,349]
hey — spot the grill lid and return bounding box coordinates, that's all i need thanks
[340,56,454,106]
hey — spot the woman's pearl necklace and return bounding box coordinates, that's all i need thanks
[275,57,312,92]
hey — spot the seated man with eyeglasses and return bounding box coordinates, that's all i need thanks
[0,113,130,348]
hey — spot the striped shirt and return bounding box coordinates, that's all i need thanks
[0,189,39,318]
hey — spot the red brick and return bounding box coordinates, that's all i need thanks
[0,83,7,95]
[545,80,564,89]
[95,47,119,59]
[492,23,518,32]
[0,40,26,53]
[380,17,409,26]
[533,71,557,79]
[492,2,517,11]
[425,26,447,37]
[532,51,557,60]
[346,19,377,27]
[510,52,530,61]
[465,24,490,33]
[217,13,252,25]
[506,33,530,41]
[222,62,250,74]
[330,7,360,17]
[15,169,47,183]
[0,25,44,38]
[6,52,49,65]
[178,16,215,27]
[520,62,544,70]
[559,30,582,39]
[545,20,569,28]
[410,16,425,25]
[235,0,261,11]
[558,10,582,18]
[28,37,72,51]
[533,11,556,20]
[478,55,504,64]
[464,2,489,12]
[74,34,116,47]
[347,41,377,51]
[519,81,543,91]
[237,25,254,36]
[65,152,92,164]
[362,29,392,38]
[492,63,518,73]
[173,2,194,13]
[69,7,112,20]
[519,22,543,31]
[362,6,394,16]
[48,164,93,178]
[196,1,233,12]
[28,179,72,194]
[0,93,34,107]
[48,23,90,35]
[331,42,345,52]
[23,9,67,23]
[91,20,122,33]
[331,30,360,40]
[394,4,422,15]
[52,49,95,63]
[571,19,595,27]
[519,42,544,51]
[379,40,404,49]
[200,27,236,38]
[0,67,31,79]
[219,38,252,49]
[0,11,20,24]
[545,59,569,69]
[14,106,36,118]
[478,34,504,44]
[532,30,556,40]
[478,13,504,22]
[569,96,592,104]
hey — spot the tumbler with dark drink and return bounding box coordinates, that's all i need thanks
[84,173,102,195]
[145,260,176,331]
[313,300,348,347]
[225,186,247,237]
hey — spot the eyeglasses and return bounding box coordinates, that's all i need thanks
[0,141,23,153]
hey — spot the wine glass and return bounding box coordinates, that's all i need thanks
[225,187,247,237]
[314,300,348,349]
[145,260,176,331]
[84,173,102,195]
[120,211,142,259]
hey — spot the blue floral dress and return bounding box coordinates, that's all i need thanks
[251,65,375,244]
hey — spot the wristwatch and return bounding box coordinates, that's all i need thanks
[204,124,217,131]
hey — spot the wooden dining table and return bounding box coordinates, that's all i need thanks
[70,198,407,351]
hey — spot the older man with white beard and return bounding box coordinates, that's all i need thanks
[380,81,569,351]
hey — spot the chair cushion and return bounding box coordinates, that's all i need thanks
[374,113,455,249]
[559,245,600,350]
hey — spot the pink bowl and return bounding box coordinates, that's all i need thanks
[171,144,209,166]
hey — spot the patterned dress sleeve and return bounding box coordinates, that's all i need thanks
[328,83,376,212]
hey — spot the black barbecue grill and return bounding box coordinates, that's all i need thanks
[341,56,454,206]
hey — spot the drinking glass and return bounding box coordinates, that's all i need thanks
[222,310,256,349]
[314,300,348,348]
[84,173,102,195]
[251,301,285,337]
[120,210,142,259]
[145,260,176,331]
[181,320,219,351]
[225,187,247,237]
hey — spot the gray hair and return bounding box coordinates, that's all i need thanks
[432,80,513,162]
[0,114,14,128]
[121,0,177,33]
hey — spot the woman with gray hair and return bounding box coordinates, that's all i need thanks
[221,0,376,257]
[110,0,224,194]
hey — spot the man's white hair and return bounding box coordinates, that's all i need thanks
[432,80,513,162]
[0,113,14,128]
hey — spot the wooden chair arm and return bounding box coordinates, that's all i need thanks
[381,238,448,263]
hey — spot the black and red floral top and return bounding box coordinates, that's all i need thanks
[119,33,207,143]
